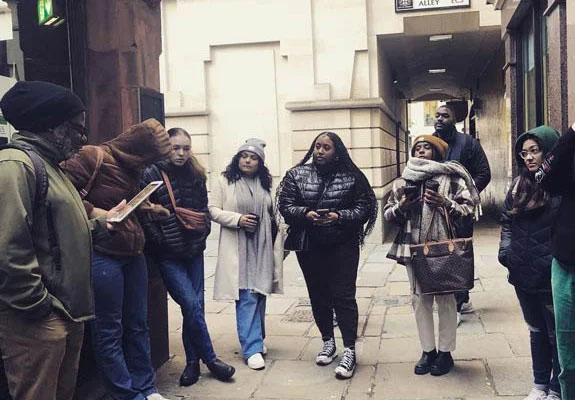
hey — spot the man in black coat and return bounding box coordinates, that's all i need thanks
[433,104,491,321]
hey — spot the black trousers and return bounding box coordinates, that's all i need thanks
[297,242,359,347]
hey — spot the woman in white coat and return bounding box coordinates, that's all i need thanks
[209,139,284,371]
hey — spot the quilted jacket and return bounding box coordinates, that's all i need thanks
[498,178,561,292]
[141,160,210,260]
[278,163,374,246]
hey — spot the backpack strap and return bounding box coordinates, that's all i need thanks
[79,147,104,199]
[1,144,61,270]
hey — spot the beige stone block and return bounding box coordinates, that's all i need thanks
[260,335,309,361]
[505,332,530,357]
[361,261,395,274]
[205,313,240,335]
[373,361,494,399]
[356,337,381,366]
[386,305,413,315]
[290,109,351,132]
[382,314,418,339]
[351,109,372,128]
[348,365,376,395]
[351,149,373,168]
[357,287,376,298]
[265,298,298,315]
[156,355,265,399]
[487,357,532,396]
[253,360,347,399]
[356,271,389,287]
[379,337,421,363]
[265,315,313,336]
[364,314,385,337]
[350,127,373,148]
[306,316,367,338]
[388,282,411,296]
[166,114,209,135]
[453,333,514,359]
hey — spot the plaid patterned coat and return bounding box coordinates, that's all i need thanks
[384,174,476,265]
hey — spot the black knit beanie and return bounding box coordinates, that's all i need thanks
[0,81,86,133]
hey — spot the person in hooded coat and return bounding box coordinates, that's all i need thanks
[62,119,172,400]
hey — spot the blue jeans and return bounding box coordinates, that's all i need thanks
[236,290,266,359]
[515,287,561,394]
[90,252,157,400]
[159,255,217,365]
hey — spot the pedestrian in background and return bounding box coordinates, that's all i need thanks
[141,128,235,387]
[277,131,377,380]
[384,135,479,377]
[536,122,575,399]
[63,119,173,400]
[209,139,284,371]
[499,126,562,400]
[0,81,122,400]
[433,104,491,322]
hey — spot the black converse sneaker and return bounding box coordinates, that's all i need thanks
[316,337,337,365]
[334,347,356,379]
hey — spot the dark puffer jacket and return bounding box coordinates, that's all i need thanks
[498,178,561,292]
[278,163,374,246]
[537,126,575,267]
[141,160,210,260]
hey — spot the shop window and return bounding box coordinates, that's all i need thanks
[518,0,548,131]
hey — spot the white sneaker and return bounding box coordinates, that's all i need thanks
[460,301,474,314]
[316,337,337,366]
[262,343,268,355]
[524,388,548,400]
[147,394,171,400]
[247,353,265,370]
[334,347,356,379]
[546,391,561,400]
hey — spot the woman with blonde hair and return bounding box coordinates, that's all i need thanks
[141,128,235,387]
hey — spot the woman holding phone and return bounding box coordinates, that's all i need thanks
[277,131,377,380]
[141,128,235,387]
[384,135,479,377]
[63,119,173,400]
[209,139,284,371]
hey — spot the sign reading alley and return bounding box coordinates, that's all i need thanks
[395,0,471,13]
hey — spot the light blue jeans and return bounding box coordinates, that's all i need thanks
[235,290,266,359]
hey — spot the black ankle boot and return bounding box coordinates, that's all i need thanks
[414,349,437,375]
[179,362,200,386]
[430,351,454,376]
[206,358,236,381]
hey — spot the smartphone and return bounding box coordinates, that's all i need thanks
[107,181,163,223]
[424,180,440,192]
[316,208,330,217]
[404,185,419,200]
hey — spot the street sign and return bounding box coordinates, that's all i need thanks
[395,0,471,13]
[37,0,53,25]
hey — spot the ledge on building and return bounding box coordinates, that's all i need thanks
[165,108,209,118]
[285,97,401,125]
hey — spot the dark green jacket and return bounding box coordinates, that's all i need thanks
[0,132,108,322]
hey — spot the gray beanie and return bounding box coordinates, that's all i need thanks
[237,138,266,161]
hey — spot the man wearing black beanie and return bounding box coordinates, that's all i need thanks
[0,81,121,400]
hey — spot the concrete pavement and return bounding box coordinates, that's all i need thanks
[155,222,531,400]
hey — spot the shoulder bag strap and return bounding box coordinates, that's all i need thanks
[80,147,104,199]
[21,149,49,211]
[160,170,178,210]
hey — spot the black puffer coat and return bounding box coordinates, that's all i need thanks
[278,163,374,246]
[141,160,210,260]
[498,178,561,292]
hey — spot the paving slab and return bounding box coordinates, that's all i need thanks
[373,361,494,399]
[487,357,532,396]
[156,355,265,399]
[452,333,514,359]
[253,360,347,399]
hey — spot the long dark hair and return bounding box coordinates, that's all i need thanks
[167,127,207,182]
[512,135,547,214]
[290,131,378,245]
[222,152,273,192]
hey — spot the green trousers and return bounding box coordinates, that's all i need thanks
[552,258,575,399]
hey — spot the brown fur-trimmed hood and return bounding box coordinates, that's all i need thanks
[103,118,171,170]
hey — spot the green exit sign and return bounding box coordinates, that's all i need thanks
[37,0,54,25]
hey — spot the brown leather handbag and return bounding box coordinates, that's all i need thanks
[409,206,474,295]
[160,170,208,232]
